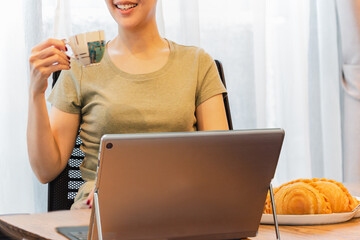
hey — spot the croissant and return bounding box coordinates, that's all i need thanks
[311,178,359,213]
[275,181,331,215]
[263,178,359,215]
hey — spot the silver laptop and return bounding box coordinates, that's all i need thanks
[86,129,284,240]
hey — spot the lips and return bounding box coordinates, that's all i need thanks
[114,1,138,11]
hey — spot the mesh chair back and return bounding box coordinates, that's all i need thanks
[48,72,85,211]
[47,60,233,211]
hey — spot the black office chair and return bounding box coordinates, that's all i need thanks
[48,72,85,211]
[215,60,233,130]
[47,60,233,211]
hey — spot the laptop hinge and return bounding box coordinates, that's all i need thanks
[94,191,103,240]
[269,183,280,240]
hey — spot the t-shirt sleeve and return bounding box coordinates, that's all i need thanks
[195,49,227,108]
[47,61,82,114]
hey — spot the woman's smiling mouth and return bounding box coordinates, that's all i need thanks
[115,3,138,11]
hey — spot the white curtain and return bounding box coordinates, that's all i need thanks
[161,0,343,185]
[0,0,352,213]
[265,0,343,184]
[336,0,360,183]
[0,0,44,214]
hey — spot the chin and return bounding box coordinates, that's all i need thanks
[116,19,144,31]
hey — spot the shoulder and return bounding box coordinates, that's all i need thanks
[169,40,214,64]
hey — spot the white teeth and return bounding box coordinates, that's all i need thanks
[116,3,137,10]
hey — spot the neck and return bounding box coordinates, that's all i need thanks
[111,19,167,56]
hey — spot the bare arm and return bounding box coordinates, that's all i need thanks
[196,94,229,131]
[27,39,77,183]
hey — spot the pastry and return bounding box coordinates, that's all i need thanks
[311,178,359,213]
[263,178,359,214]
[274,180,331,214]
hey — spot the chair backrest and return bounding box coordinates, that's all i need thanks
[215,60,233,130]
[48,73,85,211]
[47,60,233,211]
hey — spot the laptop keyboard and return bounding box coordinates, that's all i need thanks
[69,231,88,240]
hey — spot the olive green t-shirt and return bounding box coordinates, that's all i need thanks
[48,40,226,207]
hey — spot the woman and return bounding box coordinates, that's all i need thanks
[27,0,229,209]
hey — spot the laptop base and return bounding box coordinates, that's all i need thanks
[89,185,281,240]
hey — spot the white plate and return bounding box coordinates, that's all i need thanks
[261,203,360,225]
[354,197,360,218]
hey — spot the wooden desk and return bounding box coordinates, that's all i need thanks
[1,209,360,240]
[0,210,90,240]
[1,183,359,240]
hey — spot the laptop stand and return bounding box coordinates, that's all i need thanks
[92,186,281,240]
[269,183,280,240]
[94,191,103,240]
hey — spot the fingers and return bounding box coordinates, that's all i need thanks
[34,52,70,69]
[29,38,71,92]
[31,38,67,53]
[50,62,71,73]
[31,63,70,84]
[30,45,70,70]
[87,188,95,209]
[34,46,70,64]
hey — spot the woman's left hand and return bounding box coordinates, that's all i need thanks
[86,188,95,208]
